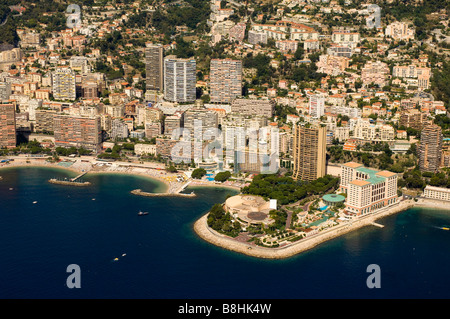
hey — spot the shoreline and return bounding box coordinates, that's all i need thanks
[0,159,172,192]
[0,158,245,194]
[193,199,447,259]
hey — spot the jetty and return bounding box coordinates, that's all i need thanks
[370,222,385,228]
[71,171,88,182]
[48,178,91,186]
[131,189,196,198]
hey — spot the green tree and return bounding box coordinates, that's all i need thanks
[214,171,231,182]
[192,168,207,179]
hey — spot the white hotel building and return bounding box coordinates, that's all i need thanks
[423,185,450,202]
[340,162,398,216]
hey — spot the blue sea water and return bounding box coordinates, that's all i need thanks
[1,167,450,299]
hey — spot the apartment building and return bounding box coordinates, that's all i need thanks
[248,30,268,45]
[361,61,390,87]
[292,124,327,181]
[327,45,353,57]
[331,30,361,48]
[392,65,431,90]
[134,143,156,156]
[418,124,443,172]
[53,115,102,153]
[145,44,164,92]
[35,108,57,133]
[309,94,325,119]
[0,103,16,149]
[183,107,218,139]
[210,59,242,104]
[275,40,299,53]
[251,20,318,41]
[52,67,76,101]
[164,111,184,137]
[316,54,349,76]
[385,22,415,40]
[423,185,450,202]
[110,118,129,140]
[164,55,196,103]
[0,82,12,101]
[399,109,431,130]
[230,98,275,117]
[352,119,395,142]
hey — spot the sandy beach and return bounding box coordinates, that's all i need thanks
[194,199,418,259]
[0,156,245,194]
[0,156,179,193]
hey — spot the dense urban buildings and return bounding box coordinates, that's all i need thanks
[210,59,242,104]
[292,124,326,181]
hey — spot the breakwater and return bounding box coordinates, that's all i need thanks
[131,188,196,198]
[48,178,91,186]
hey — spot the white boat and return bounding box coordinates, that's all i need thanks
[33,201,37,204]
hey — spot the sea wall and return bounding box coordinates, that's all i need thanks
[48,179,91,186]
[194,200,416,259]
[131,189,196,198]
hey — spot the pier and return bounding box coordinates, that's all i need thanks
[176,180,192,193]
[71,171,88,182]
[370,222,385,228]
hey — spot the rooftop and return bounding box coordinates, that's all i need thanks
[322,194,346,203]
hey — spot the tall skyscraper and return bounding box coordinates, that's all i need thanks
[293,124,326,181]
[210,59,242,104]
[419,124,443,172]
[145,44,164,92]
[0,103,16,149]
[309,94,325,119]
[164,55,196,103]
[52,67,76,101]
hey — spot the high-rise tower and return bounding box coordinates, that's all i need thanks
[293,124,327,181]
[145,44,164,92]
[419,124,443,172]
